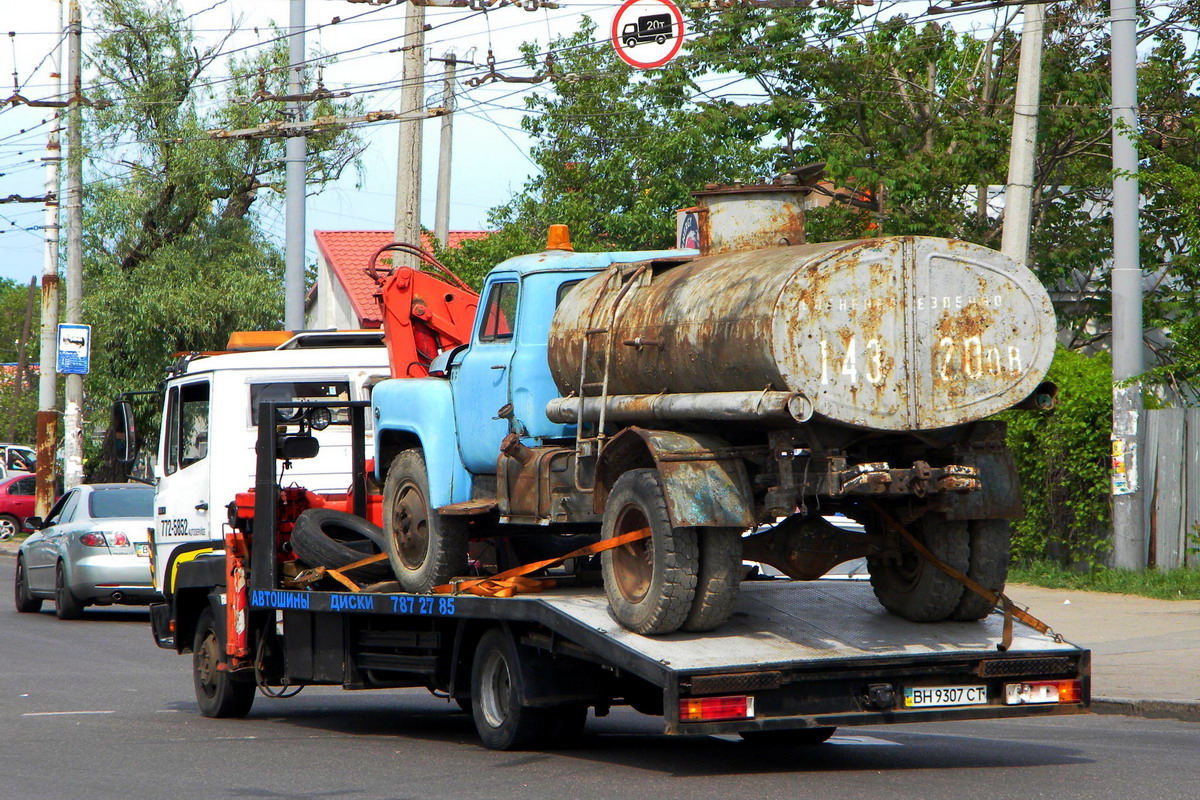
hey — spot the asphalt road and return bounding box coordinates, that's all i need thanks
[3,556,1199,800]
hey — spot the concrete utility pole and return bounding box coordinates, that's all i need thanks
[393,0,426,247]
[433,51,459,247]
[36,0,65,514]
[1110,0,1145,569]
[63,0,84,491]
[284,0,307,331]
[1000,3,1045,265]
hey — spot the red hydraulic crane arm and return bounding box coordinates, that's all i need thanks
[368,243,479,379]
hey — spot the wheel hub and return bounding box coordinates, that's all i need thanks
[393,481,430,570]
[612,509,653,604]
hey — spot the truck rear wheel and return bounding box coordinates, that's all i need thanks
[950,519,1011,621]
[867,515,968,623]
[601,469,698,635]
[682,527,743,632]
[192,607,255,718]
[471,627,586,750]
[384,449,468,593]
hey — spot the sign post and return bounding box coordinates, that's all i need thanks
[56,323,91,375]
[611,0,685,70]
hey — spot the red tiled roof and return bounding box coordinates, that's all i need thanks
[313,230,489,328]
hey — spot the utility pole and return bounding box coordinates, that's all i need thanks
[63,0,84,490]
[284,0,307,331]
[1000,2,1044,265]
[432,51,459,246]
[36,0,65,514]
[393,0,426,247]
[1110,0,1145,569]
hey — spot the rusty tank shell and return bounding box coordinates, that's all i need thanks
[547,236,1056,432]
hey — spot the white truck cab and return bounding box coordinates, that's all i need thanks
[151,332,390,597]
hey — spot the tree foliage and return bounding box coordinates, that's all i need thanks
[1003,348,1114,568]
[81,0,365,414]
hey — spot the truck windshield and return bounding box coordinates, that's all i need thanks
[89,486,155,519]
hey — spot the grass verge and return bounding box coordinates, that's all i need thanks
[1010,561,1200,600]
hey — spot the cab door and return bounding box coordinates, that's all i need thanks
[151,378,212,594]
[452,275,519,474]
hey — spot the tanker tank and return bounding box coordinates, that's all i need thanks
[548,236,1056,432]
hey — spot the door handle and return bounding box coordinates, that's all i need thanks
[490,364,506,370]
[195,502,209,511]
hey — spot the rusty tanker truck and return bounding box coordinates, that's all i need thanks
[370,182,1057,636]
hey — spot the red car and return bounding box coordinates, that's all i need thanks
[0,473,37,539]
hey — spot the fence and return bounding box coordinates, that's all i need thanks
[1142,408,1200,569]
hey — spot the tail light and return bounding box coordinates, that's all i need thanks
[680,695,754,722]
[1004,680,1082,705]
[79,532,131,548]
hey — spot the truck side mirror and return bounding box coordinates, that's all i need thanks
[112,401,136,465]
[277,434,320,461]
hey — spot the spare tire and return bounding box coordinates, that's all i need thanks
[291,509,395,583]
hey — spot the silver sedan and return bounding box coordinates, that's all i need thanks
[14,483,159,619]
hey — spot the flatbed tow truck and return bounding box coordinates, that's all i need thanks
[141,400,1090,751]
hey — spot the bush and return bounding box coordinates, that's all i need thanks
[1003,347,1113,568]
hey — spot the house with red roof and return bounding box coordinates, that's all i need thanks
[308,230,489,330]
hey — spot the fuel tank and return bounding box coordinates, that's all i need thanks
[547,236,1056,432]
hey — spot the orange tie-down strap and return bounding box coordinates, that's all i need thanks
[433,527,652,598]
[868,501,1061,652]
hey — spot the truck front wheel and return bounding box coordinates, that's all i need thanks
[601,469,698,635]
[384,449,468,593]
[867,515,968,623]
[192,607,255,718]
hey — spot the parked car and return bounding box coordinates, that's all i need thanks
[0,473,40,540]
[13,483,158,619]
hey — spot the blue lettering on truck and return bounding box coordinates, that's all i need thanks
[249,589,456,616]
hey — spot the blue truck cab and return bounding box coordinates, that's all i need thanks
[371,244,691,513]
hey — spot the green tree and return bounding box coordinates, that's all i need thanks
[78,0,365,441]
[441,16,770,280]
[0,278,41,444]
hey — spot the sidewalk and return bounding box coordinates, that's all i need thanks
[1005,582,1200,721]
[2,536,1196,721]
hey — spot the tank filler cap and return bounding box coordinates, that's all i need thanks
[546,224,574,251]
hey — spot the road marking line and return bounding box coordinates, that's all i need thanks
[22,710,117,717]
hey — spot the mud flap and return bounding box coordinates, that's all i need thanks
[595,427,755,529]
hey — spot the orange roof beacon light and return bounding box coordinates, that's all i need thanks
[546,224,573,252]
[226,331,295,351]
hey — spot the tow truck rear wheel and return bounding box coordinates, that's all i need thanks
[192,607,255,718]
[867,515,968,623]
[950,519,1012,621]
[384,449,468,593]
[471,627,586,750]
[601,469,698,635]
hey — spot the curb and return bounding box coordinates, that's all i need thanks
[1092,697,1200,723]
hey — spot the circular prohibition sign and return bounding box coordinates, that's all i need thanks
[610,0,685,70]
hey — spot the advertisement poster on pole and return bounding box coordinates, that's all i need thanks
[611,0,685,70]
